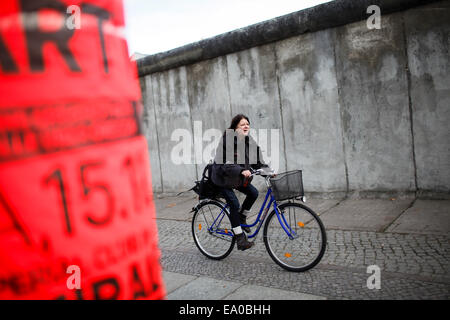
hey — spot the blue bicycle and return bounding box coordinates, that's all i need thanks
[191,169,326,272]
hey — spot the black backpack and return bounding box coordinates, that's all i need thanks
[192,164,220,200]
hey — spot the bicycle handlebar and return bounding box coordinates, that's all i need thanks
[249,168,276,178]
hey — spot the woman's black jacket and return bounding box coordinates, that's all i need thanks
[210,132,268,188]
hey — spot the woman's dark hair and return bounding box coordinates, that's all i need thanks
[228,114,250,130]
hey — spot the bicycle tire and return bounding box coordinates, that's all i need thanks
[192,199,235,260]
[263,202,326,272]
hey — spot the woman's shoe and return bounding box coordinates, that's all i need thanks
[235,233,254,251]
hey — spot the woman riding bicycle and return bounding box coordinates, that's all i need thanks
[210,114,269,251]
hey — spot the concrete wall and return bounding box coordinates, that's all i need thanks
[138,0,450,198]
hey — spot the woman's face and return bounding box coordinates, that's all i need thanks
[236,118,250,136]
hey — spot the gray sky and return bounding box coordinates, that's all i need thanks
[123,0,332,56]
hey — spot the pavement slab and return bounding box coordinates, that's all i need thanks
[319,199,414,232]
[386,200,450,235]
[223,284,327,300]
[162,271,327,301]
[162,271,198,295]
[166,276,242,300]
[155,194,198,221]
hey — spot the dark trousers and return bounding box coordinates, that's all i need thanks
[219,184,258,228]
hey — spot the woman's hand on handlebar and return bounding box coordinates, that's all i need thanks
[241,170,252,178]
[250,168,275,177]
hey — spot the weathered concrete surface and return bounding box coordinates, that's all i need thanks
[276,30,346,192]
[137,0,442,76]
[166,276,242,300]
[141,75,163,193]
[186,56,232,169]
[334,14,416,192]
[150,68,197,192]
[319,199,414,232]
[154,194,197,221]
[386,200,450,235]
[139,1,450,197]
[162,271,197,294]
[405,2,450,194]
[223,284,326,300]
[226,44,287,189]
[162,271,327,300]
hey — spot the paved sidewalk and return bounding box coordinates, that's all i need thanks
[154,193,450,300]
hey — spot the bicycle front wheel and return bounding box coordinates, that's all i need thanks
[192,200,235,260]
[263,202,326,272]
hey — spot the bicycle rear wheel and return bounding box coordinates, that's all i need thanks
[192,200,235,260]
[263,202,326,272]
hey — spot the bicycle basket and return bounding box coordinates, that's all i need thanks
[269,170,304,201]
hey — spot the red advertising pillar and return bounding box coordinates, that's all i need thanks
[0,0,165,299]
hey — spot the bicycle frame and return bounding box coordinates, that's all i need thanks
[208,184,298,240]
